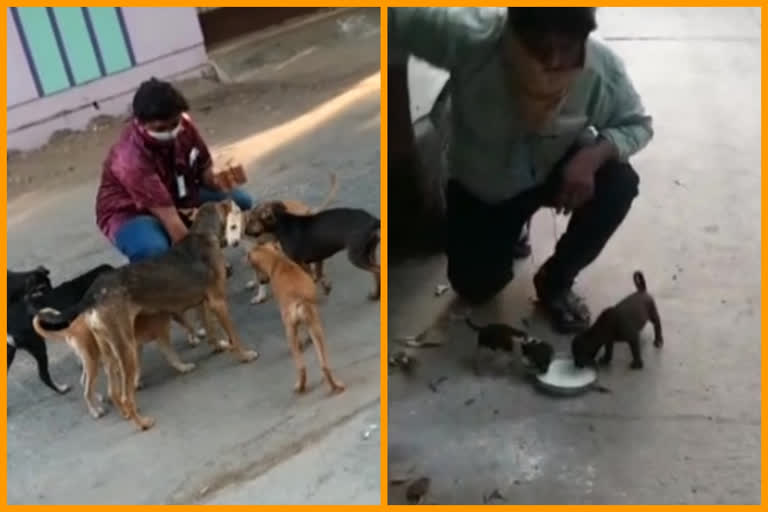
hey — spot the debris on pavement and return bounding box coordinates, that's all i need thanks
[389,351,418,374]
[483,488,506,504]
[395,329,443,348]
[361,423,379,440]
[464,397,476,406]
[428,376,448,393]
[406,477,431,504]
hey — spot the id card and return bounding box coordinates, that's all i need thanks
[176,174,188,199]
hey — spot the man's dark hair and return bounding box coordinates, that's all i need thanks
[132,77,190,123]
[507,7,597,39]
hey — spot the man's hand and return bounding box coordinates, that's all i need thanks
[149,206,189,244]
[556,139,617,214]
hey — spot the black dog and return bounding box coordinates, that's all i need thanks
[520,337,555,374]
[465,317,527,352]
[8,264,115,394]
[245,201,381,300]
[465,318,553,374]
[571,271,663,370]
[8,266,51,304]
[465,318,554,374]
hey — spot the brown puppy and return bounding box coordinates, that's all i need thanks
[571,271,663,370]
[247,240,344,394]
[36,200,258,431]
[33,309,198,419]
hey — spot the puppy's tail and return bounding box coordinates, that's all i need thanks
[35,293,96,331]
[32,309,70,341]
[312,172,338,213]
[464,317,482,332]
[633,271,647,292]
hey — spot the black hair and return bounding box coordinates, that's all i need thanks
[507,7,597,39]
[131,77,189,123]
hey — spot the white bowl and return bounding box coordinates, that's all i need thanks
[534,357,597,396]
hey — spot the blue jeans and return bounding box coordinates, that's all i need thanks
[114,187,253,263]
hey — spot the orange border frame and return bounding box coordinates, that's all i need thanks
[3,2,765,508]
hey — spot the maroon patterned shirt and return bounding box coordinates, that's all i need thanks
[95,114,212,241]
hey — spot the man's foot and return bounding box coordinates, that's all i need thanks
[534,268,591,334]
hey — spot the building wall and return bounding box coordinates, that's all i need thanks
[7,7,208,151]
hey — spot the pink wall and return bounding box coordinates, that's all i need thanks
[7,7,208,151]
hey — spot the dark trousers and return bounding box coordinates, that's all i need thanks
[445,154,640,305]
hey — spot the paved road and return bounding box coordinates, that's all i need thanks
[7,9,381,505]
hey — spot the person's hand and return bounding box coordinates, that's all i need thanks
[556,141,614,214]
[212,159,246,192]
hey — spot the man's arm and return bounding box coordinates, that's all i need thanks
[388,7,504,70]
[598,55,654,161]
[149,206,188,243]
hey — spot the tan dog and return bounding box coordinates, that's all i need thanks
[35,200,258,431]
[33,310,199,419]
[247,241,344,394]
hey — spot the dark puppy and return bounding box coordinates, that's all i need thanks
[245,201,381,300]
[520,337,555,374]
[465,318,534,374]
[465,318,527,352]
[8,264,115,394]
[8,266,51,304]
[571,271,663,370]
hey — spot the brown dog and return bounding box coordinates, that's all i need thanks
[33,309,199,419]
[571,271,663,370]
[35,200,258,431]
[247,240,344,394]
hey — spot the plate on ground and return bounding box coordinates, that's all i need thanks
[534,357,597,396]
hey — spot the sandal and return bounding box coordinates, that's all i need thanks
[534,269,591,334]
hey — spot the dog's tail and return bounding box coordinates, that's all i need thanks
[633,271,647,292]
[35,293,96,331]
[32,309,70,341]
[312,172,338,213]
[464,317,482,332]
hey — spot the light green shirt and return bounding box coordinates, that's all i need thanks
[389,7,654,203]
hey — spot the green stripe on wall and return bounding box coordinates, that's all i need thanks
[16,7,70,95]
[87,7,131,74]
[53,7,101,85]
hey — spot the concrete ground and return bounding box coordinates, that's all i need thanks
[388,7,761,505]
[7,8,381,505]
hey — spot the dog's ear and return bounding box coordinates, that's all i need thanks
[215,199,232,218]
[36,265,50,276]
[272,201,287,215]
[259,202,280,225]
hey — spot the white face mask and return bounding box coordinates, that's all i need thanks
[146,122,183,142]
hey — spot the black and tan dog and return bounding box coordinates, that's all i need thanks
[571,271,663,370]
[36,200,258,431]
[244,201,380,301]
